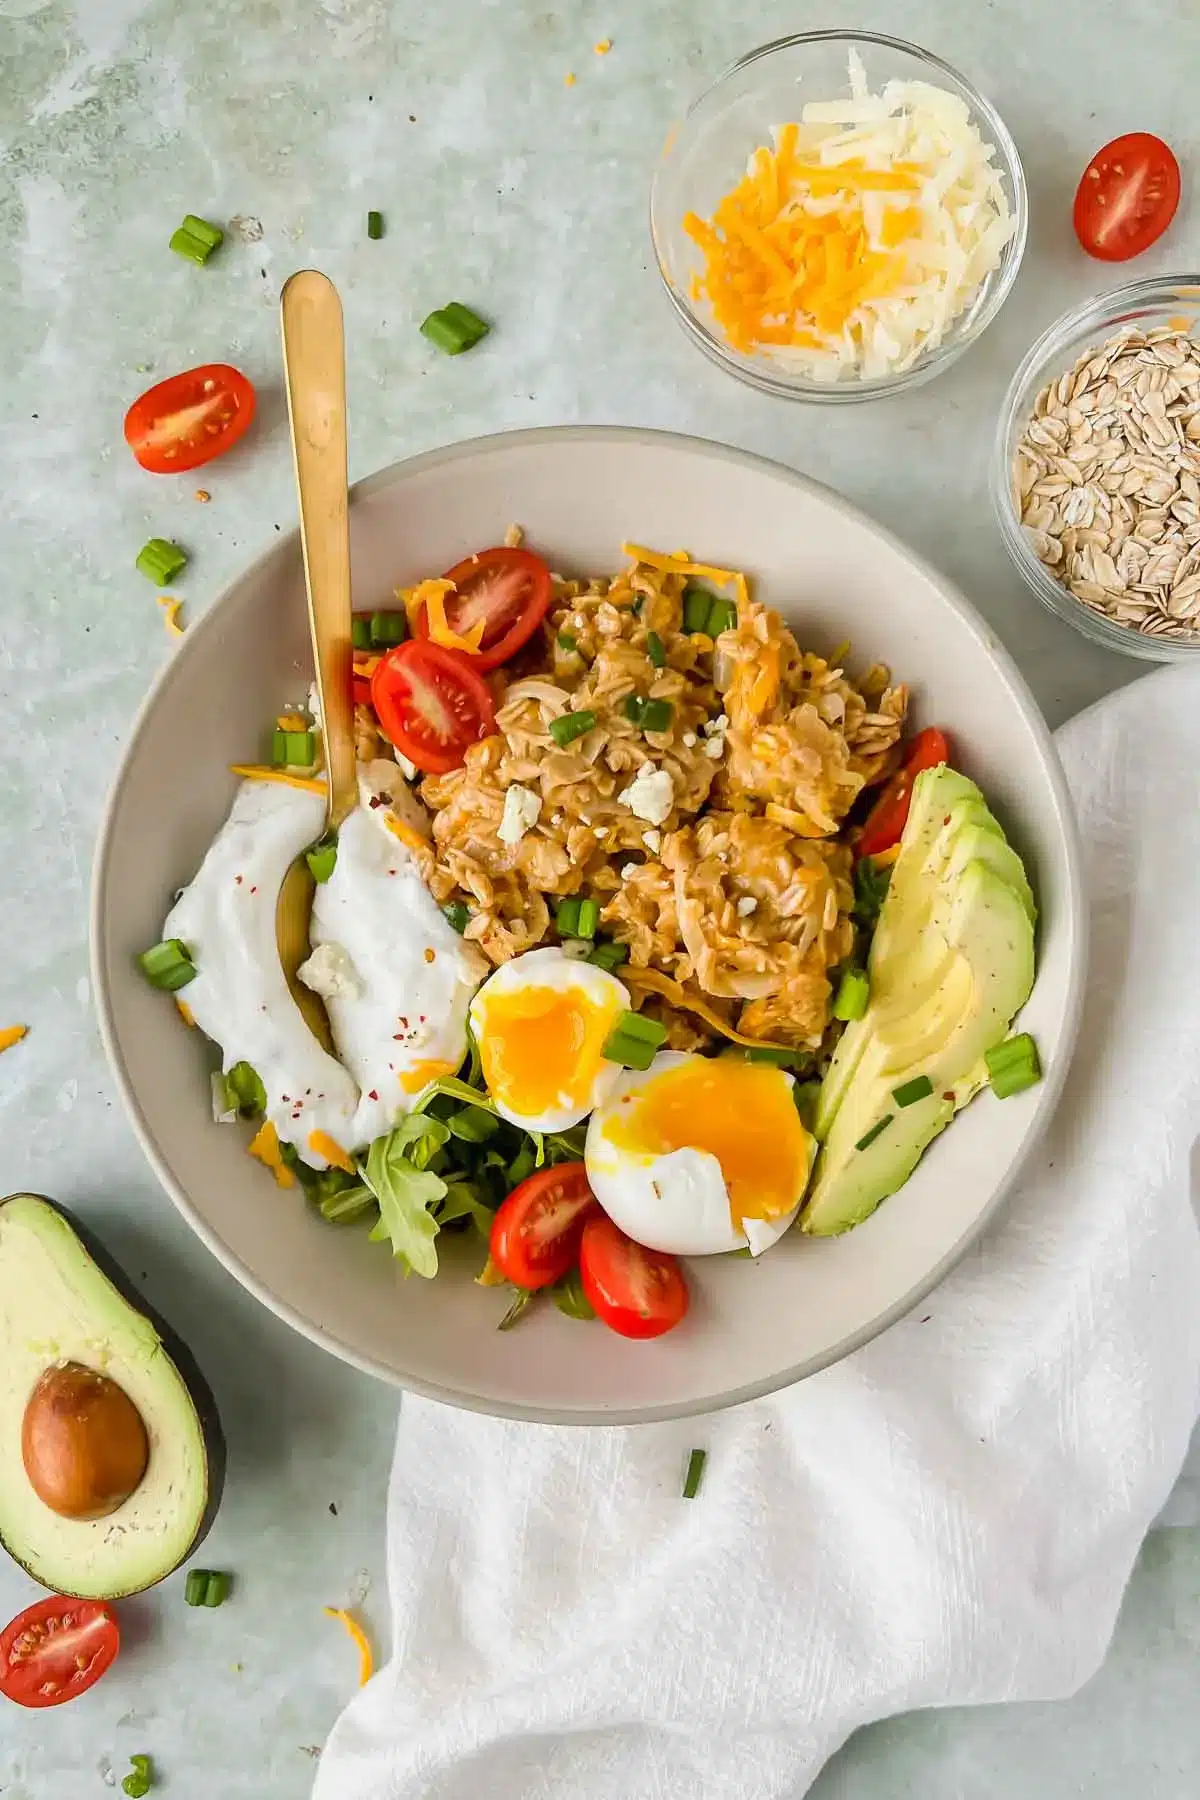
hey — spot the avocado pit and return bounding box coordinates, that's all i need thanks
[22,1362,150,1521]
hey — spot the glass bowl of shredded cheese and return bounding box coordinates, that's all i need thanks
[651,31,1027,400]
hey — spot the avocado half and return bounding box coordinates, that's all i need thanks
[0,1194,225,1599]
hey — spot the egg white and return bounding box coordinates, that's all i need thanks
[584,1051,814,1257]
[469,946,630,1133]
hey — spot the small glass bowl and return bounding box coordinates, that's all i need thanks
[650,29,1027,403]
[993,276,1200,663]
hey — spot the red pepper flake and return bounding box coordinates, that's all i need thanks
[368,1089,379,1101]
[392,1033,404,1041]
[369,795,384,809]
[235,874,243,885]
[250,885,258,894]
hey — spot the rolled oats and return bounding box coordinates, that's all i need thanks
[1014,327,1200,642]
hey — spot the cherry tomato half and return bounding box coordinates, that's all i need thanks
[0,1597,119,1709]
[855,727,951,861]
[490,1164,600,1291]
[370,639,496,775]
[1073,133,1180,263]
[416,547,553,673]
[124,363,256,474]
[579,1214,689,1340]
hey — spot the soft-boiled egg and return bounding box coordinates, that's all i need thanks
[469,946,631,1133]
[585,1051,817,1256]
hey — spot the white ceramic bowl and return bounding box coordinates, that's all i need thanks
[92,428,1084,1423]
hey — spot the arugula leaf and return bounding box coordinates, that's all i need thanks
[412,1074,495,1115]
[437,1178,496,1236]
[361,1124,447,1278]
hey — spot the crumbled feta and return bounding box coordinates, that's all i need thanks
[298,941,365,1002]
[704,736,725,760]
[620,765,674,826]
[703,714,729,737]
[736,896,758,918]
[682,732,698,748]
[498,785,541,846]
[620,862,639,880]
[642,829,662,854]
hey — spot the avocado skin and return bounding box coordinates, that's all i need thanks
[0,1193,226,1597]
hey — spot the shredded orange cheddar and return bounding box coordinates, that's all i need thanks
[621,544,750,610]
[175,998,197,1028]
[229,764,327,795]
[623,968,791,1050]
[307,1130,355,1174]
[323,1608,374,1686]
[277,713,308,732]
[383,814,430,859]
[425,584,485,654]
[403,577,456,634]
[164,600,185,636]
[0,1025,27,1054]
[248,1119,295,1189]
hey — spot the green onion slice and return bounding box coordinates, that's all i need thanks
[855,1115,893,1152]
[421,303,490,355]
[556,897,582,937]
[683,1448,707,1499]
[370,609,407,648]
[351,616,372,650]
[138,939,196,991]
[639,698,673,733]
[306,836,338,884]
[682,584,713,634]
[588,939,629,970]
[549,709,595,748]
[135,538,187,585]
[645,630,667,668]
[832,967,870,1022]
[892,1074,934,1107]
[556,630,578,653]
[576,898,600,939]
[169,215,223,264]
[367,210,384,239]
[706,596,737,637]
[442,901,470,934]
[985,1033,1042,1099]
[601,1009,667,1070]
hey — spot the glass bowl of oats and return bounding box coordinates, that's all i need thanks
[994,277,1200,661]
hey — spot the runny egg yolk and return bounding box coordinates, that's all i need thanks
[605,1059,809,1226]
[477,983,622,1119]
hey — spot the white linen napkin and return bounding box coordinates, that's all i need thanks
[313,665,1200,1800]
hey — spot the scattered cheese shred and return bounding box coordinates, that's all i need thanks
[594,38,611,54]
[564,71,576,87]
[175,999,197,1028]
[402,577,456,634]
[323,1608,374,1686]
[164,600,186,636]
[621,543,750,609]
[353,653,381,681]
[229,764,327,795]
[623,967,789,1051]
[0,1025,27,1055]
[277,713,308,732]
[425,584,485,654]
[248,1119,295,1189]
[307,1130,356,1174]
[681,50,1015,382]
[383,814,431,859]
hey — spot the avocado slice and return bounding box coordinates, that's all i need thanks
[802,860,1035,1235]
[0,1195,225,1599]
[925,800,1036,923]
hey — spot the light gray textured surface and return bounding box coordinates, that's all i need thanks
[0,0,1197,1793]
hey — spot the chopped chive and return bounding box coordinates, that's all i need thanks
[184,1568,210,1606]
[892,1074,934,1107]
[706,596,737,637]
[550,709,596,748]
[576,898,600,939]
[442,900,470,934]
[832,967,870,1022]
[645,630,667,668]
[138,939,196,991]
[201,1570,230,1608]
[370,609,407,648]
[226,1061,266,1118]
[136,538,187,585]
[639,698,673,733]
[587,939,629,970]
[421,302,490,355]
[351,616,372,650]
[623,694,647,726]
[556,896,582,937]
[602,1009,667,1070]
[553,1269,595,1320]
[855,1115,893,1152]
[306,835,338,884]
[985,1033,1042,1099]
[556,630,578,653]
[170,214,223,264]
[745,1045,808,1069]
[682,1448,707,1499]
[682,583,714,634]
[367,209,384,239]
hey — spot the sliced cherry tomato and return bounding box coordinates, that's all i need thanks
[1073,133,1180,263]
[855,727,951,861]
[579,1214,689,1340]
[0,1597,119,1709]
[490,1163,599,1291]
[416,547,553,673]
[124,363,256,474]
[370,640,496,775]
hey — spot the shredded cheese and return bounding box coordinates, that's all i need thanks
[622,543,749,609]
[402,577,457,634]
[164,600,186,636]
[623,967,792,1051]
[247,1119,295,1188]
[277,713,308,732]
[307,1130,356,1173]
[174,998,197,1028]
[383,813,431,859]
[681,51,1015,381]
[323,1608,374,1686]
[229,764,327,795]
[0,1025,27,1054]
[425,585,486,654]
